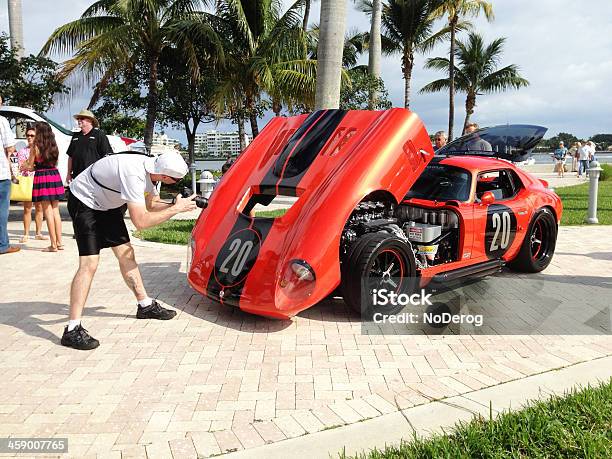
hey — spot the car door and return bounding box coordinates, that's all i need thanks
[471,169,529,261]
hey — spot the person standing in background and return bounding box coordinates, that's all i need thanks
[577,142,591,178]
[0,110,19,255]
[553,141,568,178]
[65,110,113,183]
[569,142,580,172]
[23,122,65,252]
[15,126,46,242]
[433,131,447,151]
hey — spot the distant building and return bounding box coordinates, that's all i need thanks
[195,131,252,158]
[151,133,180,155]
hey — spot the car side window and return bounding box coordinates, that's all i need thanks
[475,170,519,201]
[0,111,35,140]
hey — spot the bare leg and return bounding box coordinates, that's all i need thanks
[111,243,147,301]
[52,201,63,247]
[41,201,58,250]
[69,255,100,320]
[21,202,32,242]
[34,202,44,237]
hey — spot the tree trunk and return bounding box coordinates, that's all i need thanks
[144,52,160,150]
[249,112,259,138]
[185,123,197,192]
[272,98,282,116]
[8,0,24,59]
[237,112,246,151]
[368,0,382,109]
[402,47,414,109]
[462,91,476,135]
[303,0,311,31]
[314,0,347,110]
[448,16,457,141]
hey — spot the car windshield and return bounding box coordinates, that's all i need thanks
[39,113,74,136]
[406,164,471,202]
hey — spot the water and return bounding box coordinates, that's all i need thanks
[532,152,612,164]
[195,159,225,171]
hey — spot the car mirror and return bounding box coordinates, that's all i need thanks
[480,191,496,205]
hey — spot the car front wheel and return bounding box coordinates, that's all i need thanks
[341,232,417,319]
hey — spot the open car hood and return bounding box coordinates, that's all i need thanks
[436,124,548,162]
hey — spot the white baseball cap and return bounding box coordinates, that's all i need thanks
[145,152,189,179]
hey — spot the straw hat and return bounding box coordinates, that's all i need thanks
[73,109,99,128]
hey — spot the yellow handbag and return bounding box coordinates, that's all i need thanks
[10,175,34,202]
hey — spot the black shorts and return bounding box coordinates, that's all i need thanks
[68,194,129,256]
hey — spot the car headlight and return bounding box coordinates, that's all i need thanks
[279,260,316,301]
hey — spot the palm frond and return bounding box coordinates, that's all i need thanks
[40,16,125,57]
[420,78,451,94]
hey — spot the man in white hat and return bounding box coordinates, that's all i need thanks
[65,109,113,183]
[62,151,197,350]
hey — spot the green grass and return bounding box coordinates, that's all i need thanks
[555,181,612,225]
[338,379,612,459]
[134,208,288,245]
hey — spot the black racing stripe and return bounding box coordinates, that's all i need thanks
[274,109,347,181]
[206,215,275,306]
[259,109,347,195]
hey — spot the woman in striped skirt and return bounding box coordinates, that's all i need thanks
[24,122,65,252]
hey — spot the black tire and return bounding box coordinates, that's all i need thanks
[341,232,417,318]
[509,208,558,273]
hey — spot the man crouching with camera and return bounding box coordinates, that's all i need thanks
[62,152,197,350]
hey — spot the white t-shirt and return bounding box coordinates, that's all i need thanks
[0,116,16,181]
[69,154,158,210]
[578,146,590,161]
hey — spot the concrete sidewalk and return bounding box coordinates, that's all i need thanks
[224,355,612,458]
[1,215,611,458]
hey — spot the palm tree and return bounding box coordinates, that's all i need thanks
[431,0,493,140]
[212,0,314,139]
[315,0,347,109]
[382,0,450,108]
[420,32,529,133]
[41,0,221,149]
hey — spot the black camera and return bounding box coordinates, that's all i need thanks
[177,187,208,209]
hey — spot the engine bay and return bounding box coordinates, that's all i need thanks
[341,201,461,269]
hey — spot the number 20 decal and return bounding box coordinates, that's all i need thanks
[490,211,512,251]
[219,239,254,276]
[485,204,517,258]
[215,228,261,287]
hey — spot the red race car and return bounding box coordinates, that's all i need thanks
[188,109,562,319]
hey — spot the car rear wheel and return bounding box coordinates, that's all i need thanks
[341,232,417,318]
[509,208,557,273]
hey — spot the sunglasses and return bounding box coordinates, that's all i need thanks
[26,134,35,138]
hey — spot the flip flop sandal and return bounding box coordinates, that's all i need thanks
[57,245,65,250]
[35,234,48,240]
[19,236,29,243]
[42,246,58,252]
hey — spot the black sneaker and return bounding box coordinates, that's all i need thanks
[61,324,100,350]
[136,300,177,320]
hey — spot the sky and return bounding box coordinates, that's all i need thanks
[1,0,611,142]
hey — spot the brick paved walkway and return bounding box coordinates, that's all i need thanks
[1,216,611,458]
